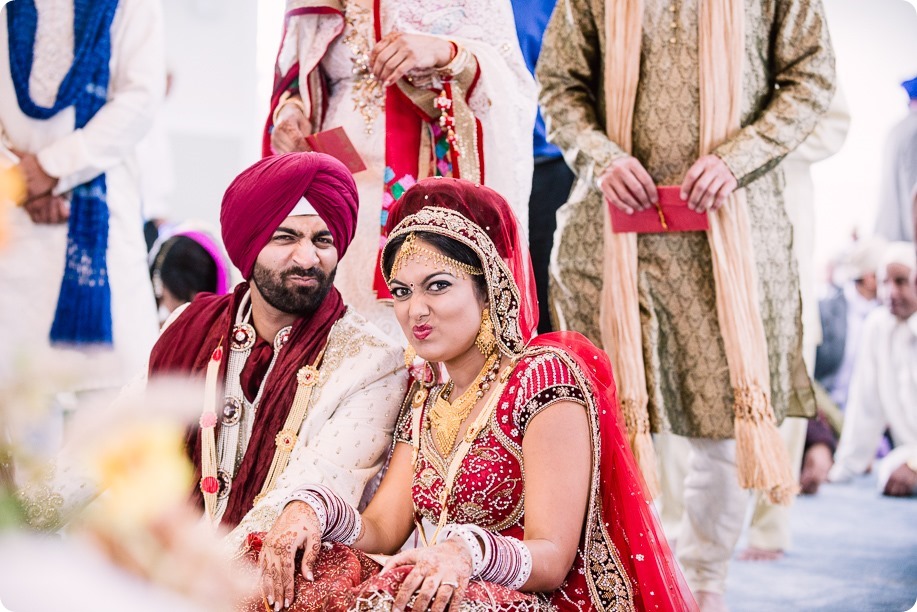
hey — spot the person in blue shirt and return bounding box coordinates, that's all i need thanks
[511,0,575,334]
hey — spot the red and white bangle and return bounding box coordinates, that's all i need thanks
[292,491,328,534]
[288,484,363,546]
[442,524,532,591]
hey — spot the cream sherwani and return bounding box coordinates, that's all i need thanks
[829,309,917,490]
[147,304,407,550]
[538,0,835,594]
[0,0,163,394]
[224,307,406,552]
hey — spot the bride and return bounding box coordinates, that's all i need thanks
[247,177,696,611]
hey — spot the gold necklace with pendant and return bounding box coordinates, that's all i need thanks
[430,352,500,455]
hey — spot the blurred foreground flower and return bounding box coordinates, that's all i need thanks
[4,379,256,610]
[84,417,192,531]
[0,159,26,248]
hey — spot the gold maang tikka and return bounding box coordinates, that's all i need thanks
[388,233,484,282]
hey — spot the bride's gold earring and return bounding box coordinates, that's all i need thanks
[404,343,417,369]
[475,308,496,355]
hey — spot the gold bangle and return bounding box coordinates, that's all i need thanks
[272,91,306,126]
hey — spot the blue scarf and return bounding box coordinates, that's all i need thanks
[7,0,120,345]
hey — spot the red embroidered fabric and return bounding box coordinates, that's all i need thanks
[238,540,544,611]
[398,352,585,535]
[238,178,696,611]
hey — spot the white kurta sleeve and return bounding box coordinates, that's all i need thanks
[36,0,165,195]
[225,359,406,552]
[829,315,889,483]
[875,445,917,494]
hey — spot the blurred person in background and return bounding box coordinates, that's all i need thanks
[814,237,887,411]
[828,242,917,497]
[875,76,917,243]
[795,237,888,494]
[149,226,231,323]
[265,0,536,340]
[0,0,164,412]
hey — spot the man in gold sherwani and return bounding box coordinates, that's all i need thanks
[537,1,835,609]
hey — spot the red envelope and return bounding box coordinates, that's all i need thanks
[304,126,367,174]
[609,185,709,234]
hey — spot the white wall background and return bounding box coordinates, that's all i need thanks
[812,0,917,272]
[154,0,917,272]
[156,0,282,232]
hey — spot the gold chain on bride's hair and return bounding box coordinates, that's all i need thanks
[388,233,483,283]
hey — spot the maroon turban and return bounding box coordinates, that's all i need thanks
[220,152,358,279]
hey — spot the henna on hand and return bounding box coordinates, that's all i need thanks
[259,501,322,610]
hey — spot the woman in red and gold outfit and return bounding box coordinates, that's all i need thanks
[248,178,696,611]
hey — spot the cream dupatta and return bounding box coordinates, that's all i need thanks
[600,0,796,504]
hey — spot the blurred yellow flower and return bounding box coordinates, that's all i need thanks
[84,419,193,532]
[0,162,25,248]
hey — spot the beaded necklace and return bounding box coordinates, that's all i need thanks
[201,292,292,522]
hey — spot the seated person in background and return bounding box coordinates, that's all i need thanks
[798,384,842,495]
[251,178,696,612]
[149,227,232,321]
[148,152,406,551]
[801,238,887,493]
[814,236,887,411]
[828,242,917,497]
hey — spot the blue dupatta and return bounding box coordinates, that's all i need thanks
[6,0,120,345]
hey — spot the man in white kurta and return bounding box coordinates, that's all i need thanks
[0,0,163,399]
[828,242,917,496]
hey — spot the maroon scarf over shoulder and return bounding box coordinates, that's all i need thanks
[149,283,347,527]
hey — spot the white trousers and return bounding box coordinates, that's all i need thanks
[745,416,808,550]
[675,438,749,594]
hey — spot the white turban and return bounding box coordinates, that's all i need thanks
[878,241,916,280]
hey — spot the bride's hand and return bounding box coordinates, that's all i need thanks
[259,501,322,611]
[369,32,454,88]
[378,536,473,612]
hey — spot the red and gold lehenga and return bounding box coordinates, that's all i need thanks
[241,179,696,611]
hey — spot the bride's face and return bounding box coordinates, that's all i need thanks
[388,240,486,364]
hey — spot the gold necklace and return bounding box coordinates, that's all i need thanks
[430,352,500,455]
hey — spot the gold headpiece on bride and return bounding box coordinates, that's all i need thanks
[387,232,483,282]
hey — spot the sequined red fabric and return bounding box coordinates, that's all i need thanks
[238,540,544,611]
[401,352,584,536]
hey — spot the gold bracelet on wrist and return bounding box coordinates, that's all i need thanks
[272,91,307,126]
